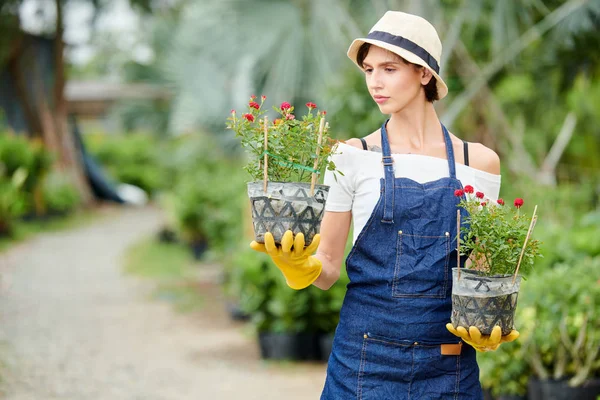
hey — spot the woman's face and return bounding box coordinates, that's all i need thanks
[361,46,426,114]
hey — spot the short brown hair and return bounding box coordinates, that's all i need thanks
[356,43,439,102]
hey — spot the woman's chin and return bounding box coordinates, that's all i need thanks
[376,103,395,114]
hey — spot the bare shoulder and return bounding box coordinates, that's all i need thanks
[344,129,381,151]
[468,142,501,175]
[344,138,364,149]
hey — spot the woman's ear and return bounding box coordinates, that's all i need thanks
[421,68,433,85]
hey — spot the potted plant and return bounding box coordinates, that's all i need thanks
[520,257,600,400]
[450,186,542,336]
[226,96,341,246]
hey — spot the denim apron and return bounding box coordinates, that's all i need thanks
[321,121,483,400]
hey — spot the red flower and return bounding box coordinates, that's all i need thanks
[230,109,235,114]
[249,101,260,109]
[261,95,266,101]
[306,102,317,109]
[481,202,487,207]
[250,95,257,100]
[286,114,295,120]
[476,191,484,199]
[454,189,464,197]
[322,111,327,115]
[280,102,292,110]
[464,185,474,194]
[514,198,524,208]
[243,113,254,122]
[497,198,505,205]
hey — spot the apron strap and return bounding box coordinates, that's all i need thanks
[380,120,395,223]
[441,124,457,179]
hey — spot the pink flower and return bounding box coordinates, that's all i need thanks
[280,102,292,110]
[497,198,505,206]
[454,189,464,197]
[306,102,317,109]
[243,113,254,122]
[286,114,295,120]
[250,95,257,100]
[514,198,524,208]
[464,185,474,194]
[476,191,485,199]
[230,109,235,114]
[261,95,266,101]
[249,101,260,109]
[322,111,327,115]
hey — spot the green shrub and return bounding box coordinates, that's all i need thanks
[43,172,81,214]
[85,133,166,195]
[520,257,600,386]
[0,166,28,236]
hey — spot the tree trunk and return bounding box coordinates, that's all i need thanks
[53,0,93,204]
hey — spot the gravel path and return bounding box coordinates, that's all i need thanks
[0,206,326,400]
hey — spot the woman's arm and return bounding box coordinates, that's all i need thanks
[312,210,352,290]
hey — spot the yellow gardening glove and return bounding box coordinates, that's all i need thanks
[250,230,322,290]
[446,324,520,352]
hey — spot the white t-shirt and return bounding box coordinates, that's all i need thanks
[323,142,501,243]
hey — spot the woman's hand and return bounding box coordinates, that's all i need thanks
[250,230,323,290]
[446,324,520,352]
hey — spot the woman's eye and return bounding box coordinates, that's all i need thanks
[364,68,373,73]
[385,68,396,72]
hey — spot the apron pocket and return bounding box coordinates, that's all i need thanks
[358,333,460,400]
[392,231,451,298]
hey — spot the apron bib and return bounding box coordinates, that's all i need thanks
[321,121,482,400]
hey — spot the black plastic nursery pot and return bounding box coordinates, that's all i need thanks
[258,332,320,361]
[527,378,600,400]
[247,181,329,246]
[450,268,521,336]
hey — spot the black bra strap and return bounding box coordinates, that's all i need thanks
[360,137,368,151]
[463,141,469,166]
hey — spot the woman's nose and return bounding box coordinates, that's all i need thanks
[368,71,383,91]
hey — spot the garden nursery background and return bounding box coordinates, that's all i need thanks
[0,0,599,399]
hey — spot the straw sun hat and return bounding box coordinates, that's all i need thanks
[347,11,448,99]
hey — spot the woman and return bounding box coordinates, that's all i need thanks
[251,11,518,399]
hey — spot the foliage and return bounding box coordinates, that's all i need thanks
[519,257,600,386]
[478,338,531,397]
[0,134,57,218]
[457,186,542,277]
[85,133,166,195]
[162,135,246,253]
[226,96,340,183]
[0,165,28,236]
[230,244,319,334]
[42,172,81,214]
[164,0,367,132]
[228,230,355,335]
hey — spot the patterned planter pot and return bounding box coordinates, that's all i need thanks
[247,181,329,246]
[450,268,521,336]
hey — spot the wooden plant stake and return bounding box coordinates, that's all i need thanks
[457,209,461,280]
[263,116,268,193]
[512,205,538,284]
[310,117,326,196]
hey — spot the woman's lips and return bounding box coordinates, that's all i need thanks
[373,96,389,104]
